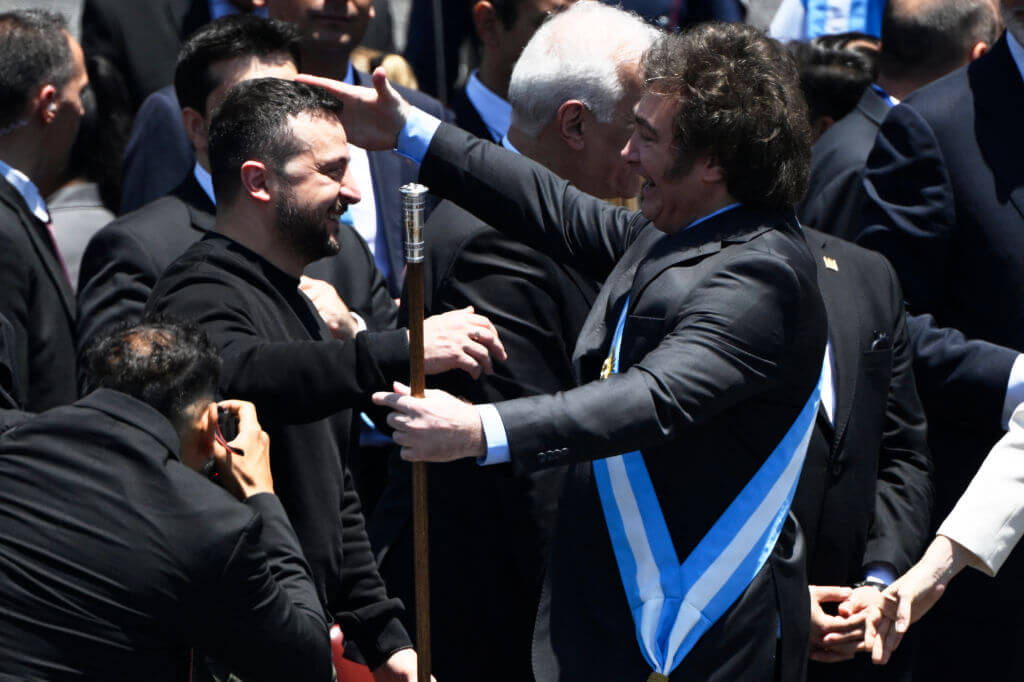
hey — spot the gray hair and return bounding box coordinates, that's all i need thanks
[508,1,661,137]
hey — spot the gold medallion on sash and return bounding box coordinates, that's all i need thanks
[646,673,669,682]
[600,355,613,380]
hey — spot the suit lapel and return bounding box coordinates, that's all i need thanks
[856,87,892,127]
[0,179,74,319]
[971,36,1024,223]
[813,233,860,452]
[172,173,216,232]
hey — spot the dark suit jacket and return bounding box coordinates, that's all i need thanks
[119,85,195,214]
[78,172,396,364]
[799,87,890,241]
[0,313,18,410]
[857,34,1024,679]
[371,199,598,682]
[81,0,211,110]
[118,71,449,295]
[147,234,411,668]
[419,123,827,681]
[794,230,932,682]
[0,176,76,412]
[0,389,329,682]
[794,229,932,588]
[448,85,493,141]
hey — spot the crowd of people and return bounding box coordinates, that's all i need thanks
[0,0,1023,681]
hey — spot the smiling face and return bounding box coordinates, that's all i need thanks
[621,92,710,232]
[272,112,361,263]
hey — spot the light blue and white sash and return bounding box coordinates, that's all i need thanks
[592,297,822,679]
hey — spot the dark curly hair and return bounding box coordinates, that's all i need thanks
[81,317,222,432]
[641,23,811,208]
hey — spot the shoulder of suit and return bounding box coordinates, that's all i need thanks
[805,228,895,276]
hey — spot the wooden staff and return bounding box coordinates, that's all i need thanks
[400,183,431,682]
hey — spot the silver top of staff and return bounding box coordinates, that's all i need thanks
[401,183,429,263]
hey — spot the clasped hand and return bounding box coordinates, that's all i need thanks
[808,585,886,663]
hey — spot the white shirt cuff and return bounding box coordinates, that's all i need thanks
[1002,354,1024,430]
[349,311,368,333]
[396,107,443,164]
[476,404,510,465]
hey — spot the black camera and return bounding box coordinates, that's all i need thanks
[217,407,239,442]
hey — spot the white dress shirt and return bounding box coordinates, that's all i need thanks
[0,159,49,223]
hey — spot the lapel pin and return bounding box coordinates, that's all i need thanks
[823,256,839,272]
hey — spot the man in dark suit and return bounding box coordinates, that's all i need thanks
[798,0,999,241]
[856,3,1024,676]
[0,319,330,681]
[792,229,933,681]
[148,78,506,679]
[370,7,656,681]
[316,23,827,680]
[0,11,88,412]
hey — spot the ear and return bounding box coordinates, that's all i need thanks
[180,402,218,471]
[700,154,726,184]
[240,161,273,203]
[181,107,207,155]
[556,100,586,151]
[969,41,989,61]
[35,84,59,125]
[472,1,500,48]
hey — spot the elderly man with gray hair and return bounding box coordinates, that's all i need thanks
[369,4,659,682]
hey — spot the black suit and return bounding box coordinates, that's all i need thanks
[371,199,598,682]
[418,123,827,681]
[0,176,76,412]
[857,34,1024,680]
[148,234,412,668]
[0,389,329,682]
[799,88,890,241]
[0,313,18,410]
[795,230,932,587]
[119,85,194,214]
[81,0,211,109]
[77,172,396,363]
[448,85,493,141]
[78,173,215,356]
[794,230,932,682]
[119,72,448,295]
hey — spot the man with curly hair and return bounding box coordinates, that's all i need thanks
[302,18,827,681]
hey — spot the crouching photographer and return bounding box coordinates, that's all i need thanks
[0,318,331,682]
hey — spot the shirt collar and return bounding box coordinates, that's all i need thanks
[500,134,520,155]
[77,389,182,459]
[344,61,355,85]
[0,158,49,223]
[685,202,742,231]
[465,69,512,143]
[1008,31,1024,85]
[193,162,216,206]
